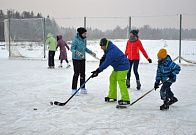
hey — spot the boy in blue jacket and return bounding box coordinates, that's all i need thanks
[154,48,181,110]
[91,38,130,105]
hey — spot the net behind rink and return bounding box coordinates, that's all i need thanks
[4,18,45,58]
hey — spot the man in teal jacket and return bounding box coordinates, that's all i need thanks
[46,33,57,68]
[71,27,96,95]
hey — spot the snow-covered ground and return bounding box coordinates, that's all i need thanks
[0,58,196,135]
[1,39,196,64]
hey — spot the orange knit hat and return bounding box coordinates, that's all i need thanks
[157,48,167,59]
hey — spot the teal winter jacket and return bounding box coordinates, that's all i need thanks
[71,33,93,60]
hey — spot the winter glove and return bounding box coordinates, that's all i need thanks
[99,56,106,66]
[169,73,175,80]
[154,82,159,90]
[148,58,152,63]
[91,52,96,57]
[75,51,84,59]
[91,68,100,78]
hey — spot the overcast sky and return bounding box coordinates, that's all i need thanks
[1,0,196,29]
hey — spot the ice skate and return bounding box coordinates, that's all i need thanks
[72,89,79,96]
[126,79,130,88]
[105,97,117,102]
[160,101,169,110]
[136,80,141,90]
[80,88,87,94]
[118,100,130,105]
[168,97,178,105]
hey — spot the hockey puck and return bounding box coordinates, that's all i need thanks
[33,108,37,110]
[50,101,53,106]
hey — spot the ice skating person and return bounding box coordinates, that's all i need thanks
[71,27,96,95]
[125,29,152,89]
[46,33,57,69]
[154,48,181,110]
[56,35,70,68]
[91,38,130,105]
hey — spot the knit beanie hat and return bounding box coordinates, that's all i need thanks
[130,29,139,36]
[157,48,167,59]
[77,27,87,35]
[100,38,108,46]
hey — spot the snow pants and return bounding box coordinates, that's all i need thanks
[127,60,140,81]
[72,59,85,89]
[48,51,55,67]
[108,70,130,101]
[160,82,174,101]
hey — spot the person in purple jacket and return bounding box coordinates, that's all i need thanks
[56,35,70,68]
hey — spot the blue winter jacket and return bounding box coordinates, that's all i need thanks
[71,33,93,60]
[155,55,181,84]
[98,41,130,72]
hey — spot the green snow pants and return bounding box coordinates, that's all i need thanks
[107,70,130,101]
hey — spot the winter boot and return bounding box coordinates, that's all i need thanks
[136,80,141,90]
[72,89,79,96]
[58,64,63,68]
[168,97,178,105]
[126,79,130,88]
[160,100,169,110]
[66,63,71,68]
[80,88,88,94]
[105,97,117,102]
[118,100,130,105]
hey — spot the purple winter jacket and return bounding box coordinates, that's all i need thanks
[57,35,70,60]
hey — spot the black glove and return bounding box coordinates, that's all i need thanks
[154,82,159,90]
[148,58,152,63]
[91,68,100,78]
[169,73,175,80]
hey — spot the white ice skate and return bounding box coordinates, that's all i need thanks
[66,64,71,68]
[72,89,79,96]
[80,88,88,94]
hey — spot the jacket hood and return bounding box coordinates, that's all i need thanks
[159,55,172,65]
[47,33,53,38]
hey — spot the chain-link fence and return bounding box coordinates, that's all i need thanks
[2,14,196,63]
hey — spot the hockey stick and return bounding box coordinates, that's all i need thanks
[88,52,100,60]
[53,74,93,106]
[116,80,167,108]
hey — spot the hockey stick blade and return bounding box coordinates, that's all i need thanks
[116,105,128,109]
[54,101,65,106]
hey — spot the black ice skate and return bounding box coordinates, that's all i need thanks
[126,79,130,88]
[105,97,117,102]
[136,80,141,90]
[168,97,178,105]
[160,101,169,110]
[118,100,130,105]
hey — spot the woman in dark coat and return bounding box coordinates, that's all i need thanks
[56,35,70,68]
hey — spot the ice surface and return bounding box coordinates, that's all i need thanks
[0,57,196,135]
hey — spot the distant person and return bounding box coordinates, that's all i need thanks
[91,38,130,105]
[154,48,181,110]
[125,29,152,89]
[46,33,57,69]
[56,35,70,68]
[71,27,96,95]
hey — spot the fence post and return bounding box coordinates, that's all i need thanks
[179,14,182,63]
[84,17,87,29]
[128,16,132,38]
[8,17,11,58]
[43,17,46,58]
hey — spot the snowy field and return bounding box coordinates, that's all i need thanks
[0,40,196,135]
[0,39,196,64]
